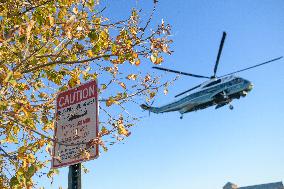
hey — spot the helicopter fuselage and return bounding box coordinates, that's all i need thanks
[141,75,253,117]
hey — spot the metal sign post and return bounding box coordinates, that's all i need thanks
[52,80,99,188]
[68,163,81,189]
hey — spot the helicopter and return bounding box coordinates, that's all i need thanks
[141,32,283,119]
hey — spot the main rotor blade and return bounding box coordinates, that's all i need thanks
[152,67,210,79]
[213,32,227,77]
[220,56,283,77]
[175,84,201,98]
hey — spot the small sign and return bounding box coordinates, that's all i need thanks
[52,80,99,168]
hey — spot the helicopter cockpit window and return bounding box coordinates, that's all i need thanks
[203,79,222,88]
[232,78,242,84]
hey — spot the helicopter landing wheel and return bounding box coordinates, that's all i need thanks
[180,114,183,119]
[229,104,234,110]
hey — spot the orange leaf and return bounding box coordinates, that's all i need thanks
[132,52,138,59]
[144,75,151,82]
[135,59,140,66]
[106,98,114,107]
[149,92,156,99]
[48,15,55,26]
[154,57,163,65]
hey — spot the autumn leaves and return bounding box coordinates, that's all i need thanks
[0,0,172,188]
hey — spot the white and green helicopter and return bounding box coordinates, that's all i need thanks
[141,32,283,119]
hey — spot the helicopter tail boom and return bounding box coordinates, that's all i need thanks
[140,104,150,110]
[140,104,160,114]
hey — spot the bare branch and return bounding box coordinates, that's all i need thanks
[140,3,157,37]
[0,146,16,163]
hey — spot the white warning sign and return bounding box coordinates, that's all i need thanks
[52,80,99,168]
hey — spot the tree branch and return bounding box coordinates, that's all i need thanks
[140,3,157,37]
[21,54,116,73]
[0,146,16,162]
[13,0,54,17]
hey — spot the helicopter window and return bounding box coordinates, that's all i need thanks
[228,80,235,86]
[232,78,242,84]
[203,79,222,88]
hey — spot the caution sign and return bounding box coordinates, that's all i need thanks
[52,80,99,168]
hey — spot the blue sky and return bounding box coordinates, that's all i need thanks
[45,1,284,188]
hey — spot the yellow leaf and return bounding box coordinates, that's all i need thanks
[162,44,169,53]
[92,73,98,79]
[0,101,7,111]
[102,146,108,152]
[82,150,90,159]
[45,145,52,155]
[68,77,80,87]
[103,67,112,72]
[150,54,157,63]
[126,74,137,80]
[18,26,25,36]
[130,27,137,35]
[101,84,107,90]
[66,30,72,39]
[41,115,48,124]
[87,50,93,57]
[47,169,59,178]
[119,82,126,89]
[39,92,48,99]
[38,139,45,147]
[43,122,54,131]
[21,107,30,117]
[3,71,12,83]
[163,88,168,95]
[13,72,22,79]
[104,55,110,60]
[48,15,55,26]
[12,126,20,135]
[101,126,109,135]
[100,30,108,40]
[72,7,79,14]
[26,20,35,41]
[118,124,130,136]
[27,153,35,163]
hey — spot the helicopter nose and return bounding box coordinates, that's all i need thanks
[247,82,253,91]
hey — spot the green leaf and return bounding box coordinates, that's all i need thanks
[26,165,36,178]
[47,169,59,178]
[9,176,19,188]
[0,101,8,111]
[88,29,99,41]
